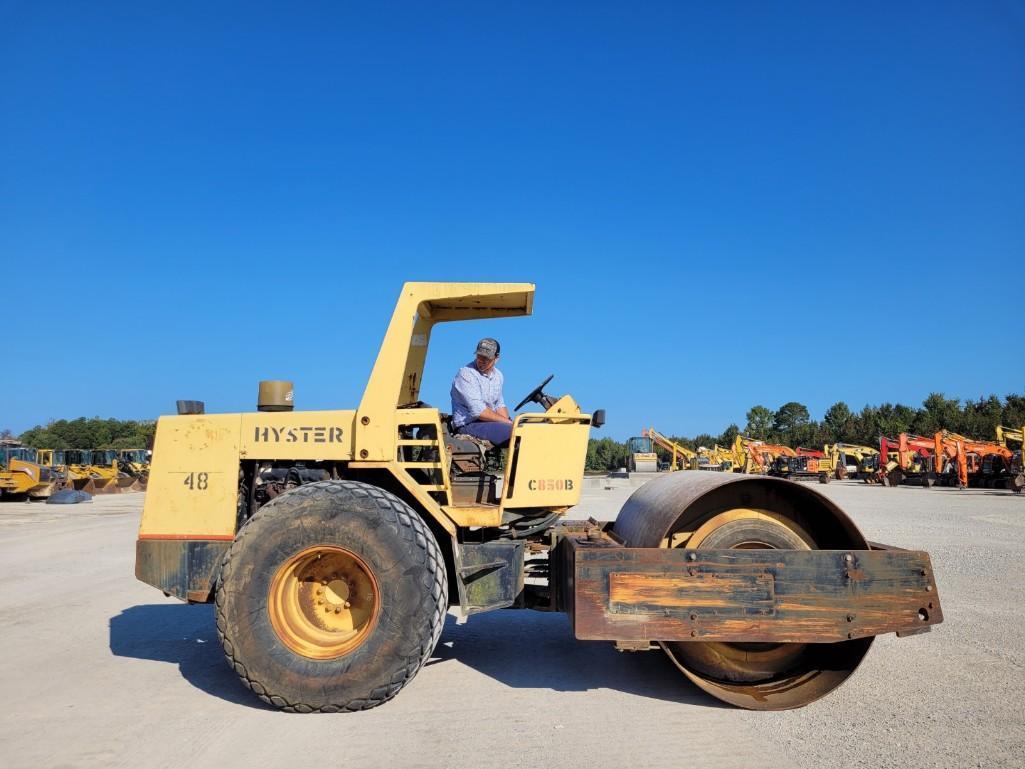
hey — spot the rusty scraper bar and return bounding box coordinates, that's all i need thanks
[558,532,943,644]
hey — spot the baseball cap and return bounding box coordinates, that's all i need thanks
[475,338,500,359]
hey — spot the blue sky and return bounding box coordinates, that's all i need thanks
[2,1,1023,440]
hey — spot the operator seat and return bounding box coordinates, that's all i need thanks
[438,413,503,505]
[439,412,495,474]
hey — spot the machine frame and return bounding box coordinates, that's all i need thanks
[135,282,943,712]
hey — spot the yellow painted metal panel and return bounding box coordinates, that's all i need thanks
[0,460,53,496]
[139,414,242,538]
[394,407,451,505]
[0,471,33,494]
[356,282,534,460]
[443,506,503,527]
[501,417,590,511]
[347,461,457,535]
[238,410,356,460]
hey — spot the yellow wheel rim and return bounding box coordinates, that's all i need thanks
[684,508,814,550]
[667,508,814,680]
[268,545,380,660]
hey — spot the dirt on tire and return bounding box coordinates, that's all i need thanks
[215,480,448,712]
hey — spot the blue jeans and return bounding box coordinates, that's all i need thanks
[457,420,512,447]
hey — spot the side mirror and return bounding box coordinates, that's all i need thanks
[592,409,606,429]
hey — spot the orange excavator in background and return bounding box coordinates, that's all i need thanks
[768,446,834,483]
[877,431,1021,491]
[934,431,1018,490]
[929,432,967,488]
[875,434,938,487]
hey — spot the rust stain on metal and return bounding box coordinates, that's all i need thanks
[609,572,774,613]
[559,533,944,644]
[135,539,231,603]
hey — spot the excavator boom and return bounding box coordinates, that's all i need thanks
[642,427,697,471]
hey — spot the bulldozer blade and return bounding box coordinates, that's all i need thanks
[87,478,121,494]
[116,476,138,491]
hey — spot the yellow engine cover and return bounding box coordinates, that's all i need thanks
[139,410,356,540]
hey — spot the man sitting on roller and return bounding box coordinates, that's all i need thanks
[450,338,513,447]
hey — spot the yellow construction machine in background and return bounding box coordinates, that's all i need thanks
[63,450,118,494]
[118,449,151,474]
[826,443,880,480]
[996,426,1024,493]
[2,446,149,499]
[697,444,734,471]
[36,450,71,490]
[643,427,697,471]
[996,425,1023,448]
[726,435,795,474]
[63,450,97,492]
[0,442,64,500]
[625,435,658,472]
[91,450,125,492]
[117,449,151,491]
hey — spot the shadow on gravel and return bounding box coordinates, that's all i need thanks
[109,603,723,709]
[428,611,724,707]
[109,603,273,710]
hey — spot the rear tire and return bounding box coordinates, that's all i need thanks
[215,480,448,712]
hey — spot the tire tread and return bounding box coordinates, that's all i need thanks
[215,480,447,713]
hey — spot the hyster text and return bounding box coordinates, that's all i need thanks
[254,426,344,443]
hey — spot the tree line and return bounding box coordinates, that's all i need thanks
[12,418,156,451]
[586,393,1025,471]
[6,393,1024,470]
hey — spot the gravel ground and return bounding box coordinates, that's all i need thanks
[0,480,1021,769]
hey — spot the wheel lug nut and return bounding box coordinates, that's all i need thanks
[344,601,351,609]
[334,607,341,614]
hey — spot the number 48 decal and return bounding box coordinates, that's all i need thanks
[183,472,209,490]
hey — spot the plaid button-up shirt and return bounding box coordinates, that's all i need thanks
[450,361,505,429]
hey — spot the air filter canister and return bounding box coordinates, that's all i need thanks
[258,380,294,412]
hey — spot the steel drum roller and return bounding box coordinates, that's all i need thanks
[614,471,874,710]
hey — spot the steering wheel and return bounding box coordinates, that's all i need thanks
[514,374,554,411]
